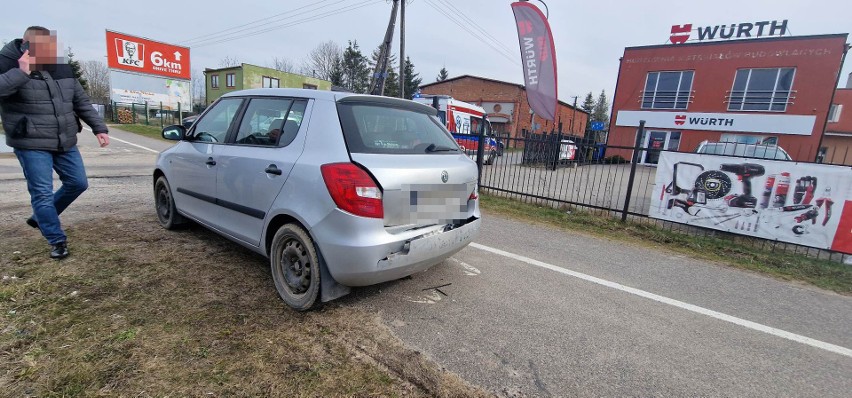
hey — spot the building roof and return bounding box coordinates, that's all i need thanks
[421,74,588,113]
[204,63,330,83]
[624,33,848,52]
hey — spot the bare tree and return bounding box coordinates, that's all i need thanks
[301,41,343,80]
[219,56,240,68]
[269,57,295,73]
[191,69,206,111]
[81,60,110,104]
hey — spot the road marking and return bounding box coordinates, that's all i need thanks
[469,242,852,359]
[450,257,481,276]
[83,127,159,154]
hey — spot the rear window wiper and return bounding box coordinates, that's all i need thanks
[425,144,459,152]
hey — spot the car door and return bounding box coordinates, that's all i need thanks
[168,98,244,223]
[214,98,311,246]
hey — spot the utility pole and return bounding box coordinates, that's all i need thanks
[399,0,406,98]
[570,95,578,136]
[369,0,400,96]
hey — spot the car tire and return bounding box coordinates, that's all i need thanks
[270,224,320,311]
[154,176,186,229]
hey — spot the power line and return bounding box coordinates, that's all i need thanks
[434,0,515,56]
[180,0,336,45]
[191,0,383,48]
[423,0,520,66]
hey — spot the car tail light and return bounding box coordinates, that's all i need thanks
[469,184,478,200]
[321,163,383,218]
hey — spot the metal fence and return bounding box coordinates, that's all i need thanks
[478,126,850,263]
[106,101,187,127]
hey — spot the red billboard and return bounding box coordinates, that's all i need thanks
[105,31,190,80]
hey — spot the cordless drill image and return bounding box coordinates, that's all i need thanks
[720,163,766,208]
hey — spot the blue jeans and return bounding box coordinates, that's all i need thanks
[14,147,89,245]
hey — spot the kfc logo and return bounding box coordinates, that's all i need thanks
[674,115,686,125]
[116,39,144,68]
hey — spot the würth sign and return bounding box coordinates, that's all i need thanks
[670,20,789,45]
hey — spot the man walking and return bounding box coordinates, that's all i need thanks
[0,26,110,259]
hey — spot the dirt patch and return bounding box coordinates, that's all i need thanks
[0,214,490,397]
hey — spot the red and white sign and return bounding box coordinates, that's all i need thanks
[106,31,190,80]
[616,110,816,136]
[669,20,789,45]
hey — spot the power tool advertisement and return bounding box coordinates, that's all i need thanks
[650,152,852,254]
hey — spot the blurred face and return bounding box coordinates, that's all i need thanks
[24,30,58,66]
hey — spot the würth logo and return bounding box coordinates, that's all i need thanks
[670,25,692,44]
[674,115,686,125]
[669,20,788,45]
[115,38,144,68]
[517,20,533,35]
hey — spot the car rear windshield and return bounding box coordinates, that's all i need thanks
[337,103,460,154]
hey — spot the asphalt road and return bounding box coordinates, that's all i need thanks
[1,128,849,397]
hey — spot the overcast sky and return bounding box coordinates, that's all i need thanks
[3,0,850,103]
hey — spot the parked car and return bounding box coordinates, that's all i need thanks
[695,140,792,161]
[153,89,482,310]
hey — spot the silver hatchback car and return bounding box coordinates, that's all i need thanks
[153,89,481,310]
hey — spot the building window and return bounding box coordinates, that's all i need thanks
[226,73,235,88]
[727,68,795,112]
[642,71,694,109]
[262,76,280,88]
[720,133,777,145]
[211,75,219,89]
[302,83,318,90]
[828,104,843,122]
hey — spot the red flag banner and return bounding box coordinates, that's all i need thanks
[511,1,557,121]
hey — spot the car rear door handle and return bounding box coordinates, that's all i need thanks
[265,164,282,175]
[206,157,216,166]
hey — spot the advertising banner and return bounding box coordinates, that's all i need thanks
[106,30,190,80]
[511,1,557,121]
[650,152,852,254]
[109,70,190,110]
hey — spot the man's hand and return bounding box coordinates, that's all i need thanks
[18,50,30,75]
[96,133,109,147]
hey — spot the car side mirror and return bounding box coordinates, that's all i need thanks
[162,125,186,141]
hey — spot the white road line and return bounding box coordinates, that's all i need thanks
[469,242,852,359]
[83,127,159,153]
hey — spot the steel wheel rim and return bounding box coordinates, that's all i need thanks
[157,186,171,221]
[278,238,311,295]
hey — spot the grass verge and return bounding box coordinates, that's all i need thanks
[0,216,488,397]
[108,124,169,141]
[480,194,852,294]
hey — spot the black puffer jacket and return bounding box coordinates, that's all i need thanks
[0,39,108,151]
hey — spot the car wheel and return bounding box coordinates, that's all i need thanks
[270,224,320,311]
[154,176,185,229]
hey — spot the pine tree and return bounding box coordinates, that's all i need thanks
[369,46,399,97]
[592,90,610,125]
[329,58,345,87]
[581,92,595,115]
[66,48,88,91]
[342,40,370,93]
[402,57,421,99]
[436,67,449,82]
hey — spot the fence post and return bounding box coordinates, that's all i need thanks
[553,123,563,171]
[131,103,137,124]
[621,120,645,222]
[178,102,182,126]
[144,102,149,125]
[159,102,164,128]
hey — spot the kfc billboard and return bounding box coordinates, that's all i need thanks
[106,31,190,80]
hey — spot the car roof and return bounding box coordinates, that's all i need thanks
[220,88,437,115]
